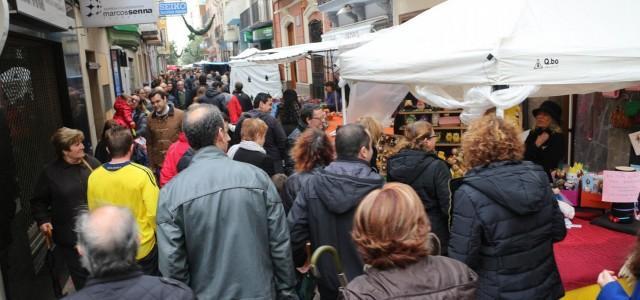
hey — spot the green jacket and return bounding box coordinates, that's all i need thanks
[157,146,297,300]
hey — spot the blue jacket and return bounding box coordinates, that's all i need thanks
[598,281,640,300]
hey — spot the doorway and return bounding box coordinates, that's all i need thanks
[308,19,325,99]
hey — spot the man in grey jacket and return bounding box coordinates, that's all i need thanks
[156,103,297,300]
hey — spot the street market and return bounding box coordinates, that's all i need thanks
[1,0,640,299]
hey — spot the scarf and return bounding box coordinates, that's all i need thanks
[227,140,266,159]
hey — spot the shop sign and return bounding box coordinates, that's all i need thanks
[252,26,273,41]
[243,31,253,43]
[159,2,187,16]
[15,0,70,30]
[602,171,640,203]
[79,0,158,28]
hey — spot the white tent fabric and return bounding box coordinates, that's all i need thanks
[229,58,283,99]
[248,30,386,65]
[339,0,640,123]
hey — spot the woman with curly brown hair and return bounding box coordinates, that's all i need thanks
[386,121,452,255]
[448,114,567,300]
[283,128,334,213]
[344,182,477,299]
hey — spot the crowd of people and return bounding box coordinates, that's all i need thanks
[28,68,640,300]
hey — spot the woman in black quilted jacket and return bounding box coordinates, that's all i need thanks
[448,114,567,300]
[387,121,452,255]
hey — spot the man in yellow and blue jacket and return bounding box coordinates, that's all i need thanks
[87,126,160,275]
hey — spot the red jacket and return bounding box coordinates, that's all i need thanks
[227,95,243,124]
[160,132,190,187]
[113,97,134,129]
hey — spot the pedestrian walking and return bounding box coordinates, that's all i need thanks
[343,182,477,299]
[87,126,160,275]
[147,89,184,176]
[156,104,297,300]
[233,82,253,112]
[278,89,301,136]
[159,132,190,187]
[386,121,452,254]
[31,127,101,290]
[234,93,288,174]
[63,206,194,300]
[288,124,384,300]
[228,118,275,176]
[283,128,334,213]
[448,114,567,300]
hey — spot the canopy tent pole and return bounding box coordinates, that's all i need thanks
[341,84,347,125]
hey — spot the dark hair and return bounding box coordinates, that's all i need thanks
[234,82,243,92]
[335,124,370,159]
[150,78,162,89]
[253,92,272,109]
[106,126,133,158]
[324,81,336,89]
[279,89,300,124]
[299,104,320,126]
[212,81,223,89]
[198,74,207,85]
[291,129,334,173]
[148,89,167,100]
[101,119,119,140]
[183,103,225,150]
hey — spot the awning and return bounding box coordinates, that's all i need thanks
[322,15,387,42]
[108,26,141,49]
[246,30,383,64]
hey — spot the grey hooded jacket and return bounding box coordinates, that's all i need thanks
[157,146,297,300]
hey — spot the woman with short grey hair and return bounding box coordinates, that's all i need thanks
[30,127,101,289]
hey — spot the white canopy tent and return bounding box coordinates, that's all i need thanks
[229,48,283,99]
[338,0,640,124]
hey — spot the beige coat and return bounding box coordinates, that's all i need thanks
[147,105,184,172]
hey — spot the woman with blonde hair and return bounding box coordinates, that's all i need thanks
[386,120,452,254]
[344,182,477,299]
[30,127,101,290]
[357,116,383,170]
[448,114,566,299]
[227,117,274,176]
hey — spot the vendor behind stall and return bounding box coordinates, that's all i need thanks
[525,100,565,181]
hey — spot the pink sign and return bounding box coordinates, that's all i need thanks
[602,171,640,203]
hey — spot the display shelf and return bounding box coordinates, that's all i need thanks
[433,126,465,130]
[397,110,463,115]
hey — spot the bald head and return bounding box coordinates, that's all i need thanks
[183,103,225,150]
[76,206,139,277]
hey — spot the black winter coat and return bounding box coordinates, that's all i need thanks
[233,110,288,164]
[524,128,564,181]
[233,91,253,112]
[448,161,566,300]
[63,271,194,300]
[199,89,228,116]
[387,149,452,254]
[288,159,384,300]
[232,148,275,176]
[283,168,318,214]
[30,156,101,247]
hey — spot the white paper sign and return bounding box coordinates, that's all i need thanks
[16,0,70,30]
[603,171,640,203]
[630,131,640,156]
[79,0,158,28]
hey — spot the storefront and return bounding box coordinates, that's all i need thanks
[1,0,94,298]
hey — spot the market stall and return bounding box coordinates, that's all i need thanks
[334,0,640,292]
[229,48,283,99]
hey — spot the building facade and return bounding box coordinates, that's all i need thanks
[273,0,330,98]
